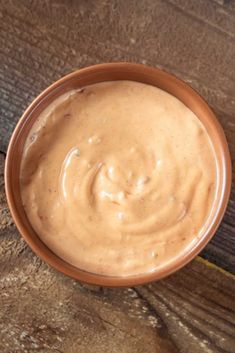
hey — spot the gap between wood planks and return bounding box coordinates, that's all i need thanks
[195,257,234,279]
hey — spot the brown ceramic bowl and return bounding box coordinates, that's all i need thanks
[5,63,231,287]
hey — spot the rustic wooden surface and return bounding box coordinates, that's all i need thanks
[0,1,235,352]
[0,153,235,353]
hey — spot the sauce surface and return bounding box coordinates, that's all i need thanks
[20,81,217,276]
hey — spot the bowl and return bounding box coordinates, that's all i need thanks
[5,62,231,287]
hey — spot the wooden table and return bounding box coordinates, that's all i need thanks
[0,1,234,352]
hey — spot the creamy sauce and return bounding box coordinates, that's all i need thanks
[20,81,217,276]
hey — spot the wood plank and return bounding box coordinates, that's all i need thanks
[0,150,235,352]
[0,0,234,272]
[1,2,234,351]
[0,0,234,152]
[167,0,235,39]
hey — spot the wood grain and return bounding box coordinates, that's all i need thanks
[0,1,235,351]
[0,154,235,353]
[0,0,234,272]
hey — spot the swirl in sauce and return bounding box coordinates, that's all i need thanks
[20,81,217,276]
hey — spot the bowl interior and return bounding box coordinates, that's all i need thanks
[5,63,231,286]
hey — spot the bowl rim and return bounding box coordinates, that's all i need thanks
[5,62,232,287]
